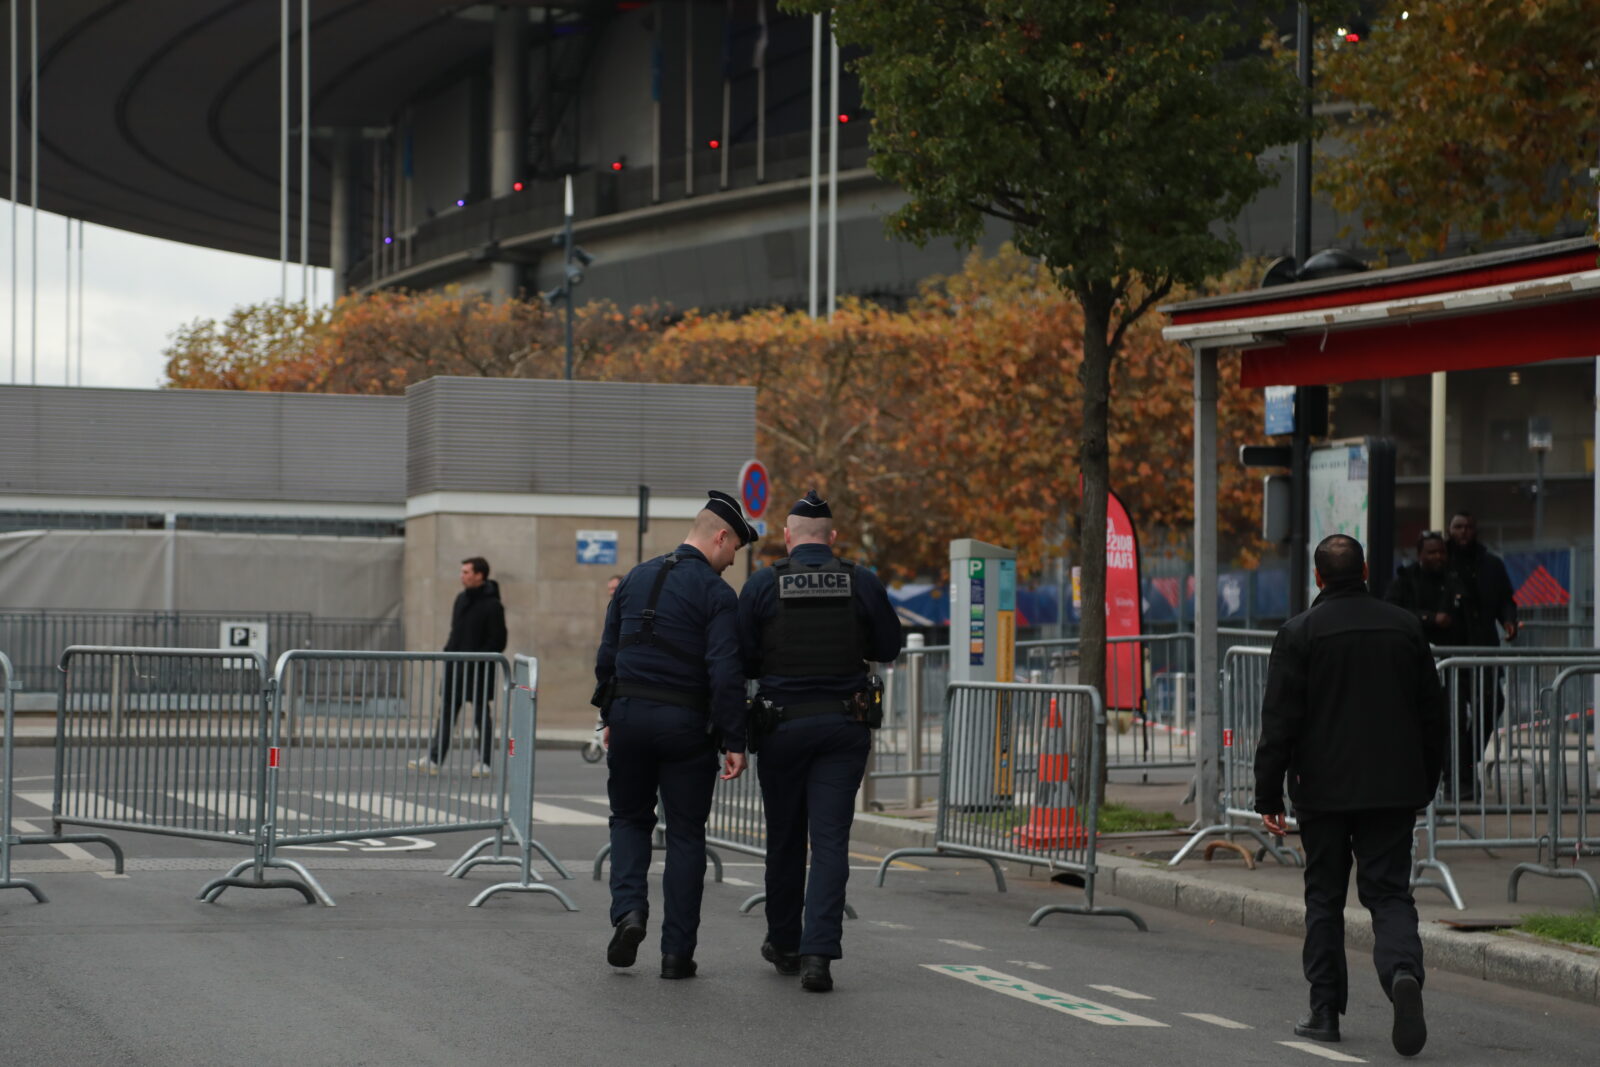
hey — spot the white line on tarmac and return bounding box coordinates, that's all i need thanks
[1007,960,1052,971]
[721,877,757,888]
[924,966,1167,1027]
[18,790,147,825]
[1277,1041,1366,1062]
[869,921,912,930]
[1088,984,1153,1000]
[1181,1013,1252,1029]
[937,939,987,951]
[9,817,126,878]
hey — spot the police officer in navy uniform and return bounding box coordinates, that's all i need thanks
[738,490,903,992]
[594,490,754,979]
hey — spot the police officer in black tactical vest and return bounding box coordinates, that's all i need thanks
[594,490,755,980]
[738,490,903,992]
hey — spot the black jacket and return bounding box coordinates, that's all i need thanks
[594,545,746,752]
[444,580,508,654]
[1385,562,1470,646]
[1448,541,1517,647]
[1254,583,1446,815]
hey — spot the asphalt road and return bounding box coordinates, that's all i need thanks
[3,747,1594,1066]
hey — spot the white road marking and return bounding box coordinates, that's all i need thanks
[925,966,1167,1027]
[1007,960,1052,971]
[721,877,757,888]
[937,939,987,951]
[162,791,314,831]
[9,817,126,878]
[1088,984,1152,1000]
[20,790,148,825]
[869,921,912,930]
[1278,1041,1366,1062]
[532,802,609,826]
[1181,1013,1252,1030]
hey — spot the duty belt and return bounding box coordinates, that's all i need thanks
[611,680,710,715]
[775,699,854,723]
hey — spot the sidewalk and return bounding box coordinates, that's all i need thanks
[847,777,1600,1008]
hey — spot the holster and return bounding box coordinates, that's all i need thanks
[851,674,885,729]
[590,676,617,714]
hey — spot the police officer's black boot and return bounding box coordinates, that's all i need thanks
[1293,1006,1340,1043]
[1390,970,1427,1057]
[660,954,698,979]
[606,910,647,968]
[799,955,832,993]
[761,941,801,976]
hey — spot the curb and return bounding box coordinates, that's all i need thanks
[844,815,1600,1009]
[1096,854,1600,1008]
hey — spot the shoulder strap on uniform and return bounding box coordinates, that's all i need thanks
[636,553,681,644]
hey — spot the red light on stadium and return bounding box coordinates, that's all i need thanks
[707,138,721,150]
[512,180,524,192]
[611,160,624,172]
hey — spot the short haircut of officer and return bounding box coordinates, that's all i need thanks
[462,556,490,578]
[1313,534,1364,584]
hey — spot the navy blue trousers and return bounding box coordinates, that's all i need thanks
[605,699,718,958]
[756,717,871,959]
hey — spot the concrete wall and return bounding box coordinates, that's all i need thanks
[405,507,750,731]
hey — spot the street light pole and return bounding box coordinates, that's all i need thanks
[563,174,575,381]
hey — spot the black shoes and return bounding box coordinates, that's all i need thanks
[1391,970,1427,1057]
[660,954,698,979]
[606,910,647,968]
[1293,1007,1340,1043]
[799,955,833,993]
[762,941,801,976]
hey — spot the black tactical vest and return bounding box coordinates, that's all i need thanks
[761,556,864,677]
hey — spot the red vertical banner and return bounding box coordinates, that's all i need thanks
[1103,488,1144,711]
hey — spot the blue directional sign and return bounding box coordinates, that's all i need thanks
[1264,385,1296,435]
[576,529,619,565]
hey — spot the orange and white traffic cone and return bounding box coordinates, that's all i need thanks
[1014,696,1085,849]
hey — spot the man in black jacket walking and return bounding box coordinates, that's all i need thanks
[409,556,507,776]
[1256,535,1446,1058]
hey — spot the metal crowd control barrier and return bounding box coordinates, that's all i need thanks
[450,655,575,909]
[1508,664,1600,904]
[1168,647,1302,868]
[1,649,46,901]
[203,649,543,906]
[1413,654,1600,909]
[876,681,1147,929]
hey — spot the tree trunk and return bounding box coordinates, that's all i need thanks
[1075,287,1114,810]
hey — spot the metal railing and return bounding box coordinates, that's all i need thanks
[1507,665,1600,905]
[28,645,574,908]
[875,681,1147,929]
[1,649,44,901]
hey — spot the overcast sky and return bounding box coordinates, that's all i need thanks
[0,208,331,391]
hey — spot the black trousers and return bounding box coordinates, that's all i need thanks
[430,663,496,765]
[1298,808,1425,1014]
[605,699,718,958]
[756,716,871,959]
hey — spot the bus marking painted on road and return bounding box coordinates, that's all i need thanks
[1278,1041,1366,1062]
[1089,984,1152,1000]
[924,965,1168,1027]
[1181,1013,1252,1029]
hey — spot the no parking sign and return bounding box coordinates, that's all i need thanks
[738,459,769,520]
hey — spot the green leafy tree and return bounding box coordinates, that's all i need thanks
[1318,0,1600,260]
[785,0,1323,798]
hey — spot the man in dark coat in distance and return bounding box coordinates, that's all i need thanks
[1447,510,1519,647]
[1256,534,1446,1058]
[409,556,508,776]
[1386,531,1470,647]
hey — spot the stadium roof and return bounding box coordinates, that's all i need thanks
[2,1,594,264]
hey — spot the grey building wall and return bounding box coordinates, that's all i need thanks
[405,376,757,498]
[0,385,405,504]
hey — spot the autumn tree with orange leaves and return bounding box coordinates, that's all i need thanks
[164,249,1264,581]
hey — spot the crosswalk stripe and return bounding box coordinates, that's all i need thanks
[1278,1041,1365,1062]
[9,817,126,877]
[19,790,148,824]
[533,801,608,826]
[1181,1013,1252,1030]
